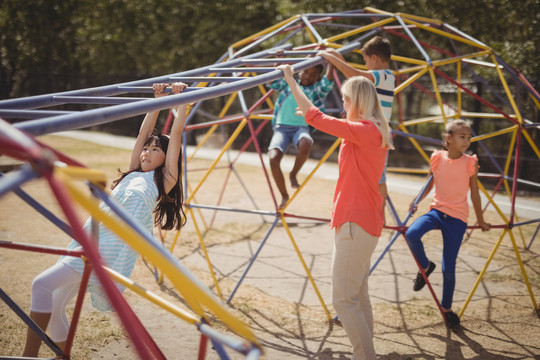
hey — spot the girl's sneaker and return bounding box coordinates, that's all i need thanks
[444,310,460,327]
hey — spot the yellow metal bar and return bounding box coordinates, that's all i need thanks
[491,54,524,124]
[60,174,259,344]
[430,50,492,68]
[279,217,332,320]
[56,166,107,185]
[364,7,394,16]
[396,12,443,25]
[394,67,429,94]
[507,230,538,309]
[478,181,510,226]
[401,115,444,127]
[186,119,248,204]
[403,18,490,50]
[187,93,238,163]
[522,128,540,160]
[187,207,223,299]
[231,15,300,49]
[471,125,517,142]
[282,138,341,212]
[459,229,507,317]
[428,66,448,124]
[391,55,428,66]
[457,61,462,115]
[187,124,219,163]
[398,124,431,164]
[460,111,512,119]
[326,17,396,44]
[387,167,429,175]
[503,129,517,178]
[106,267,199,324]
[250,114,273,120]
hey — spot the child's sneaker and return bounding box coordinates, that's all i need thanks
[413,261,436,291]
[444,310,461,327]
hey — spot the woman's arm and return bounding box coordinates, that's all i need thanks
[470,169,491,231]
[129,83,172,171]
[318,49,374,82]
[277,65,313,116]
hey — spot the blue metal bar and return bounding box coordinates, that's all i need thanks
[0,109,74,119]
[494,54,540,104]
[116,86,202,93]
[442,23,490,49]
[527,223,540,249]
[240,58,309,65]
[0,164,39,199]
[370,175,433,274]
[169,76,246,82]
[394,15,433,66]
[0,287,63,357]
[208,338,231,360]
[0,172,73,237]
[52,95,145,104]
[197,322,258,356]
[301,15,324,44]
[226,217,280,303]
[232,17,302,59]
[392,129,443,146]
[14,45,297,136]
[1,44,292,111]
[469,127,505,177]
[208,67,277,73]
[188,203,276,217]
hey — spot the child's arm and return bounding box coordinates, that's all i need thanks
[318,49,374,82]
[325,60,335,82]
[129,83,170,171]
[470,168,491,231]
[161,83,188,194]
[277,65,312,116]
[409,172,434,214]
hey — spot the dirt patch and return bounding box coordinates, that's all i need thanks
[1,135,539,359]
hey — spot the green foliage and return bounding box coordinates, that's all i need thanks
[1,0,538,98]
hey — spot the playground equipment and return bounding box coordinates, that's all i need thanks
[0,7,539,358]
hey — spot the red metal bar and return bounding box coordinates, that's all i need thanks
[0,240,84,257]
[509,128,522,224]
[197,333,208,360]
[46,172,160,360]
[433,68,520,126]
[63,263,93,359]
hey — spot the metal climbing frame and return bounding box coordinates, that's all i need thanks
[1,7,539,357]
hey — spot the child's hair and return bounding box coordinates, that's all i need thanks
[341,76,394,149]
[313,64,324,81]
[442,119,472,150]
[112,134,187,231]
[361,36,392,63]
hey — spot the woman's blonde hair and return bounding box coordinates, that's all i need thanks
[341,76,394,149]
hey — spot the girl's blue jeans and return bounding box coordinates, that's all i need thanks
[405,208,467,309]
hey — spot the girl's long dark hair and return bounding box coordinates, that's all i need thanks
[112,134,187,231]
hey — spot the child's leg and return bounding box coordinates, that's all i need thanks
[290,128,313,188]
[439,216,467,310]
[23,262,81,356]
[405,209,441,269]
[268,126,295,208]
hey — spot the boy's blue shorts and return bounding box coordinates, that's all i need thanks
[268,125,313,153]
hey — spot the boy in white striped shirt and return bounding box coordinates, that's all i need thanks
[318,36,395,214]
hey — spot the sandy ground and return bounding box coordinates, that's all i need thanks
[1,133,539,359]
